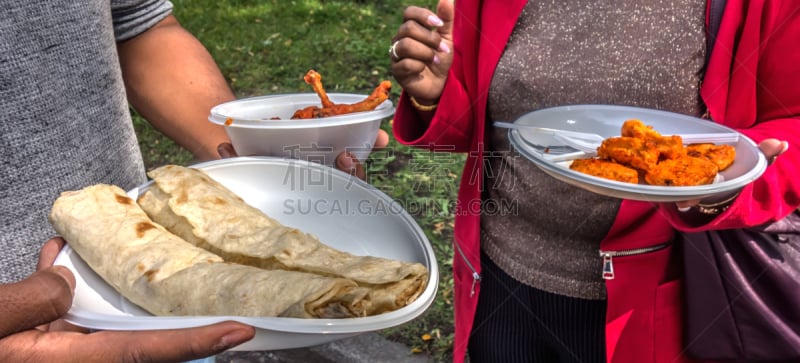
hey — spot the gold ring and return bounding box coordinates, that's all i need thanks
[389,41,400,61]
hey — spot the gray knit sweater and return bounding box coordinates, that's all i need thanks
[0,1,173,283]
[482,0,706,300]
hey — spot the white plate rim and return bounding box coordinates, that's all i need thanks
[507,104,768,202]
[54,157,439,335]
[208,93,395,129]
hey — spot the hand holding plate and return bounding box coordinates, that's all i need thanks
[675,138,788,210]
[218,129,390,181]
[0,237,254,362]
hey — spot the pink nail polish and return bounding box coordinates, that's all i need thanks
[428,15,444,27]
[439,42,450,54]
[433,55,440,64]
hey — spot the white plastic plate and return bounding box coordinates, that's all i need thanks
[507,105,767,202]
[54,157,438,351]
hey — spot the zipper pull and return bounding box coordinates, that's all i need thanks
[470,272,481,297]
[601,253,615,280]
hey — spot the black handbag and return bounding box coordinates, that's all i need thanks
[683,2,800,359]
[681,210,800,362]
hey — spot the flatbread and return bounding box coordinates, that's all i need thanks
[137,165,428,315]
[49,184,369,318]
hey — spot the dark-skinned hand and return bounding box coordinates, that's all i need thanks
[0,237,255,363]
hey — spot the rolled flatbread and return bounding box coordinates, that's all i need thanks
[49,184,369,318]
[137,165,428,315]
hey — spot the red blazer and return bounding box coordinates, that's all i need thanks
[393,0,800,362]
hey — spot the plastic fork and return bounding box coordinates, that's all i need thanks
[494,122,607,144]
[494,121,740,155]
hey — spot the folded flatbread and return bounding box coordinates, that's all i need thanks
[137,165,428,315]
[49,184,369,318]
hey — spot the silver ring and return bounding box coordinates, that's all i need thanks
[389,41,400,61]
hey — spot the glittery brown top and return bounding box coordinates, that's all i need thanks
[482,0,706,299]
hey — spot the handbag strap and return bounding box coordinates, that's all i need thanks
[706,0,728,65]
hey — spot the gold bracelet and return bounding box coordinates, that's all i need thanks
[693,191,741,215]
[409,96,438,112]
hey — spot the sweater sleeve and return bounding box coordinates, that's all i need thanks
[392,74,475,152]
[111,0,174,42]
[661,119,800,232]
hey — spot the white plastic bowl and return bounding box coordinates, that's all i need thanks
[209,93,394,165]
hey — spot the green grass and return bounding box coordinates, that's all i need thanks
[132,1,462,361]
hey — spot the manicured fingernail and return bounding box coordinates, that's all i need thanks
[678,206,691,212]
[433,55,440,64]
[780,141,789,154]
[428,15,443,27]
[439,41,450,54]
